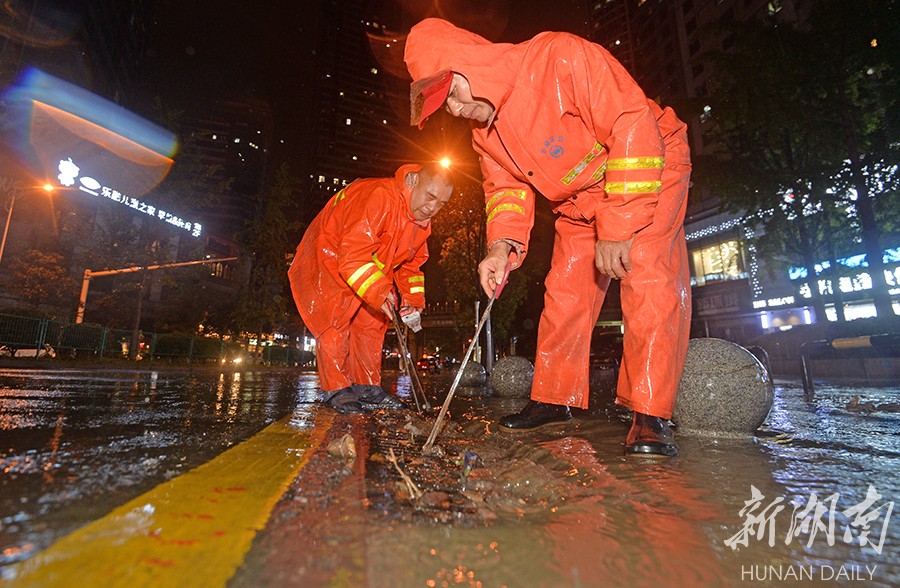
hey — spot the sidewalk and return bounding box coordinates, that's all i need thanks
[234,372,900,587]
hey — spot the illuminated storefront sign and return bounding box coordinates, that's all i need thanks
[690,239,748,287]
[57,157,202,237]
[753,296,796,309]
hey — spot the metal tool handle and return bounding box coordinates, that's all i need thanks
[391,308,429,412]
[423,263,510,452]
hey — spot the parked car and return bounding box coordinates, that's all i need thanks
[416,356,442,374]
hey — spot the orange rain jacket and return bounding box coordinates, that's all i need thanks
[289,165,430,392]
[405,19,691,418]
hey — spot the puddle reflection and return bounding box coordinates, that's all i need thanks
[0,368,317,569]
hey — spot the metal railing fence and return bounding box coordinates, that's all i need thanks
[0,312,302,366]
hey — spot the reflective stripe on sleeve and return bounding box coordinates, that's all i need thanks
[408,275,424,295]
[347,262,386,297]
[486,203,525,223]
[606,156,665,171]
[372,252,385,270]
[605,180,662,194]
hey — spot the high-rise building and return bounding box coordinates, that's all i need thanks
[586,0,844,343]
[179,96,275,241]
[0,0,248,324]
[296,0,414,224]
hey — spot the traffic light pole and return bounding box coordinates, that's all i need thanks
[75,257,238,323]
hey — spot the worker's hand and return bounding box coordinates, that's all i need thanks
[478,242,511,298]
[399,306,423,332]
[595,237,634,279]
[381,291,397,317]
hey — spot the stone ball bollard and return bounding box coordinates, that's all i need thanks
[457,361,487,388]
[672,338,774,438]
[489,356,534,398]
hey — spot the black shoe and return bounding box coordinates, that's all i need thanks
[625,412,678,457]
[498,400,572,432]
[353,384,406,411]
[323,387,365,414]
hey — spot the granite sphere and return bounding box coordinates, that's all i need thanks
[672,338,774,438]
[457,361,487,388]
[489,356,534,398]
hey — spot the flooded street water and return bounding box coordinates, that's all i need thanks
[1,367,898,587]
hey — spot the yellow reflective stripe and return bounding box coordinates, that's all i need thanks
[331,189,347,207]
[372,253,384,270]
[356,271,385,297]
[605,180,662,194]
[485,189,527,213]
[409,286,424,294]
[606,156,665,170]
[486,203,525,223]
[591,163,607,182]
[408,275,424,283]
[561,142,605,185]
[348,262,376,287]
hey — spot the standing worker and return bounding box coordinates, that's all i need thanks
[404,19,691,456]
[289,163,454,414]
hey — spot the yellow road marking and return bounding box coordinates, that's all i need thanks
[7,409,332,587]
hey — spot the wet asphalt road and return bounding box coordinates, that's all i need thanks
[0,366,899,587]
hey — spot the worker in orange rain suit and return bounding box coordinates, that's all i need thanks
[405,18,691,456]
[288,163,453,414]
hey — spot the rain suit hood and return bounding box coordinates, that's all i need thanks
[405,18,520,125]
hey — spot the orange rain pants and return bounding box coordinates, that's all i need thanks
[533,104,691,418]
[310,303,388,394]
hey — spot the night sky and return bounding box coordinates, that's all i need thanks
[134,0,589,162]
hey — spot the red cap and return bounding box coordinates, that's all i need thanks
[410,69,453,129]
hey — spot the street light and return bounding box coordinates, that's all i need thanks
[0,183,55,267]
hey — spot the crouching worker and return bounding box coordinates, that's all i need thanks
[289,163,453,413]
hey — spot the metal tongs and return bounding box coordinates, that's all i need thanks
[423,263,510,452]
[390,308,430,413]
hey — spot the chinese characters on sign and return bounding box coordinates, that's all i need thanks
[725,485,893,554]
[57,158,202,237]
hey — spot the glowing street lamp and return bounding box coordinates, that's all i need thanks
[439,157,451,168]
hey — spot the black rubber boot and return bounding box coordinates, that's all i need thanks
[353,384,406,411]
[498,400,572,432]
[323,387,365,414]
[625,412,678,457]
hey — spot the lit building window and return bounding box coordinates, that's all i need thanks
[318,175,325,183]
[370,67,378,75]
[690,239,747,286]
[346,118,352,125]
